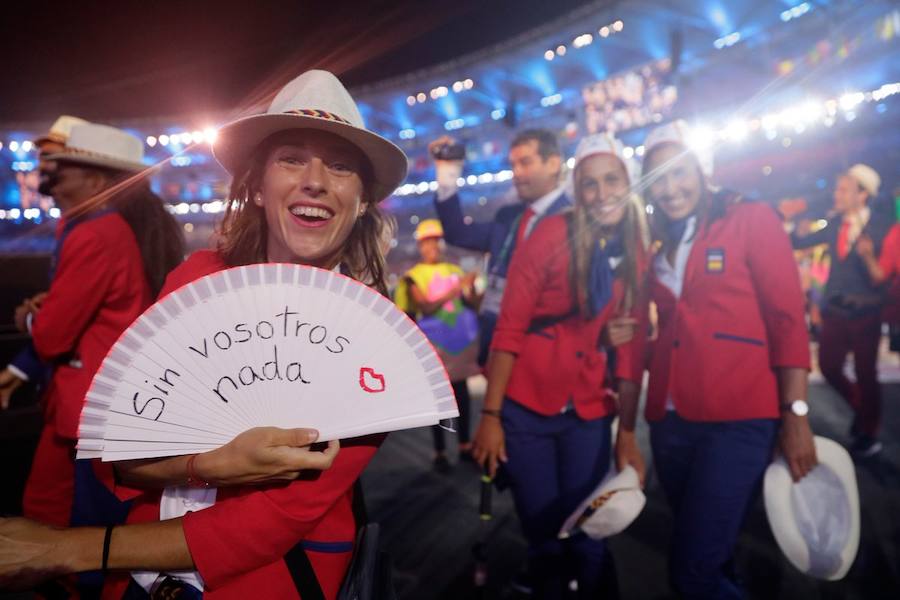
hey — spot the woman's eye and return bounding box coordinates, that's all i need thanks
[329,162,352,173]
[278,154,304,165]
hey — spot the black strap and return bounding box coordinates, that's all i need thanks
[284,543,327,600]
[284,479,367,599]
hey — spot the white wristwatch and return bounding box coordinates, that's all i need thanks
[782,399,809,417]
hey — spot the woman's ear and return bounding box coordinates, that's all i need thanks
[253,192,264,207]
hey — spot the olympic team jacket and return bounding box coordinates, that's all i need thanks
[644,201,810,422]
[31,211,151,438]
[490,214,646,419]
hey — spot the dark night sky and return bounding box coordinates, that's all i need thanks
[0,0,600,124]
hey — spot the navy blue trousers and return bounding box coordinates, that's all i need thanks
[502,400,614,599]
[650,412,778,600]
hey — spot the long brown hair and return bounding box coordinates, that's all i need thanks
[68,168,185,298]
[567,191,649,317]
[216,133,394,296]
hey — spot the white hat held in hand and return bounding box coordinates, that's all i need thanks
[559,464,646,540]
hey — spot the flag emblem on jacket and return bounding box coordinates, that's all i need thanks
[706,248,725,273]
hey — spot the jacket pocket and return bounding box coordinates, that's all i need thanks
[713,332,765,347]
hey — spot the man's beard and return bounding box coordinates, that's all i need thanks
[37,170,58,197]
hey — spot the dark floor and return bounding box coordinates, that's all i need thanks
[1,378,898,598]
[361,378,900,600]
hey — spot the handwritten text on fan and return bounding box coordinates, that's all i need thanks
[131,306,352,419]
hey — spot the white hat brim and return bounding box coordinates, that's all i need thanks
[213,113,408,202]
[43,152,147,174]
[558,465,646,540]
[763,436,860,580]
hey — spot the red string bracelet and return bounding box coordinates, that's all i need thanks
[186,454,211,488]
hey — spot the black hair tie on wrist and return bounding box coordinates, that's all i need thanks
[102,525,114,575]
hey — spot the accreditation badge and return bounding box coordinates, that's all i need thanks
[480,275,507,315]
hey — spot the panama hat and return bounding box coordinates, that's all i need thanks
[573,132,639,185]
[34,115,89,147]
[43,123,146,173]
[213,69,408,202]
[414,219,444,241]
[643,119,714,178]
[846,163,880,198]
[764,436,860,580]
[558,465,646,540]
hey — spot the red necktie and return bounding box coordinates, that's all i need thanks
[837,220,850,260]
[516,207,535,246]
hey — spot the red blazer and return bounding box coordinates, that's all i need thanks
[491,215,644,419]
[32,211,151,439]
[644,202,810,422]
[103,251,383,600]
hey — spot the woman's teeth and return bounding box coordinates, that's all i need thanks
[290,206,332,219]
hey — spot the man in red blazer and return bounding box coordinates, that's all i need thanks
[20,123,153,527]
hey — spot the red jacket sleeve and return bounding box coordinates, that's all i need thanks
[183,435,382,589]
[744,204,810,369]
[490,219,559,355]
[32,227,115,360]
[878,224,900,278]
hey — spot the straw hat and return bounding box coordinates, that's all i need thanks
[644,119,714,178]
[846,164,880,198]
[573,132,639,184]
[43,123,146,172]
[764,436,860,580]
[559,465,646,540]
[34,115,89,147]
[213,69,408,202]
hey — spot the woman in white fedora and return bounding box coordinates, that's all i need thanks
[628,119,818,599]
[0,70,407,600]
[472,133,649,598]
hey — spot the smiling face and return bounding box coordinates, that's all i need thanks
[575,153,630,226]
[644,142,703,221]
[256,129,368,267]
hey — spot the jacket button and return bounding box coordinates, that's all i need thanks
[576,351,584,358]
[673,340,680,348]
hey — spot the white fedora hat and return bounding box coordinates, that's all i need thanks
[764,436,860,580]
[846,163,880,198]
[558,465,646,540]
[213,69,408,202]
[34,115,89,147]
[644,119,714,178]
[43,122,146,173]
[573,132,639,185]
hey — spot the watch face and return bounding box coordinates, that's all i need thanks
[791,400,809,417]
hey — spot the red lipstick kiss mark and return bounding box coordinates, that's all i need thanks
[359,367,386,393]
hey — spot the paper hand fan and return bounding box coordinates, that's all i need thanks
[77,263,458,461]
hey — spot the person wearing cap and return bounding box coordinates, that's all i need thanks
[394,219,480,471]
[0,116,90,410]
[428,129,571,367]
[633,119,817,599]
[0,121,185,532]
[0,70,408,599]
[472,133,649,598]
[791,163,888,458]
